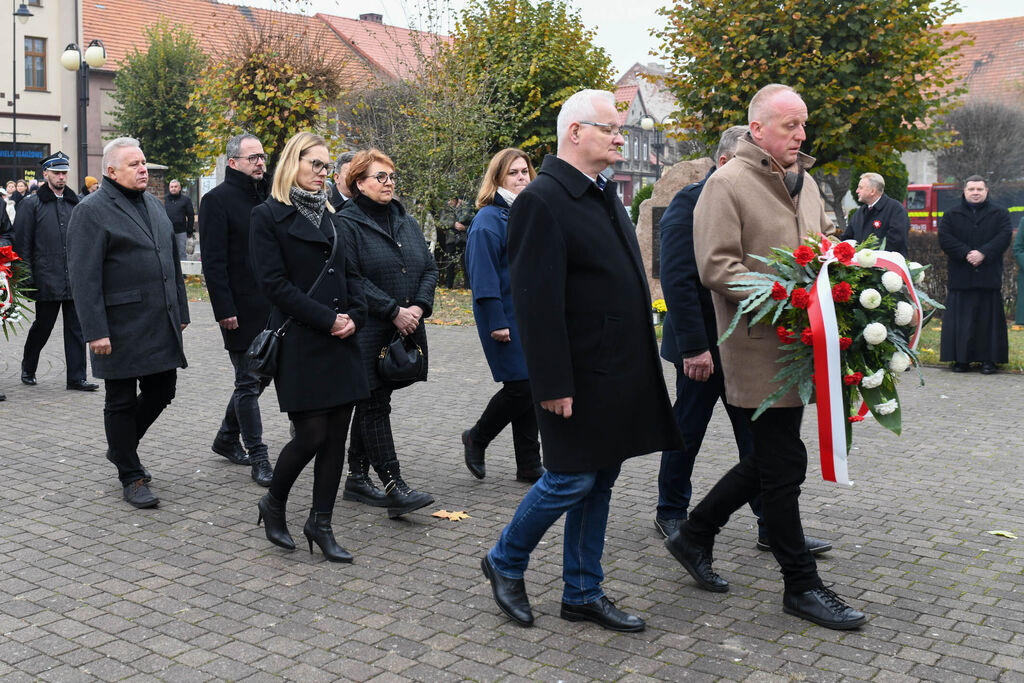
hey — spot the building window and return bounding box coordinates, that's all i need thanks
[633,138,639,160]
[24,37,46,91]
[28,0,42,5]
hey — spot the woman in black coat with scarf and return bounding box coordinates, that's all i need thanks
[337,149,438,519]
[249,132,369,562]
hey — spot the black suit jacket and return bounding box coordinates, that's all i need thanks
[841,193,909,256]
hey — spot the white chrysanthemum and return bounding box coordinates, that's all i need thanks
[875,399,899,416]
[859,288,882,309]
[861,368,885,389]
[889,351,911,373]
[894,301,915,326]
[854,249,877,268]
[881,271,903,293]
[863,322,888,346]
[908,261,926,284]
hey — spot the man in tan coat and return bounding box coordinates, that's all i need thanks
[664,84,866,630]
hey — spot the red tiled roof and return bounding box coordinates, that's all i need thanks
[317,14,444,82]
[614,84,640,126]
[943,16,1024,105]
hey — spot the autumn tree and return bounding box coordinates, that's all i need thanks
[938,100,1024,189]
[652,0,966,230]
[111,20,206,179]
[445,0,615,164]
[189,12,347,170]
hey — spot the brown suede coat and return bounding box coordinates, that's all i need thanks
[693,137,833,409]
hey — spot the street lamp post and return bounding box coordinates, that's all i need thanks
[640,115,675,181]
[9,1,33,179]
[61,39,106,179]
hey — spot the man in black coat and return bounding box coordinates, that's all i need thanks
[841,172,910,256]
[14,152,97,392]
[328,151,355,212]
[68,137,190,510]
[163,179,195,263]
[200,133,274,484]
[480,89,680,632]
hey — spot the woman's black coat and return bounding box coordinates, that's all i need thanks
[338,198,437,391]
[249,197,369,413]
[938,197,1012,290]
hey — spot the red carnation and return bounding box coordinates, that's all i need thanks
[791,287,811,309]
[0,245,18,261]
[771,281,788,300]
[801,327,814,345]
[848,415,865,423]
[839,336,853,350]
[776,326,795,344]
[843,372,863,386]
[793,245,815,266]
[831,281,852,302]
[832,242,855,265]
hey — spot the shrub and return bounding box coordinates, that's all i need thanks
[631,183,653,225]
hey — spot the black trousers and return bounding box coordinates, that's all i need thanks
[104,369,177,485]
[270,403,353,512]
[216,350,271,462]
[470,379,540,470]
[684,406,821,594]
[22,299,87,382]
[349,387,399,476]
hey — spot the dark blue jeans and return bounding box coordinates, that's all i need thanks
[658,353,763,535]
[216,350,271,462]
[488,465,621,604]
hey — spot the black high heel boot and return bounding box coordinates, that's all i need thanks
[303,511,353,563]
[379,461,434,519]
[342,449,389,507]
[257,492,295,550]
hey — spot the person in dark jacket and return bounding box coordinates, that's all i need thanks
[67,138,190,510]
[14,152,97,392]
[249,132,369,563]
[480,90,680,632]
[1014,215,1024,325]
[841,172,910,256]
[163,179,195,262]
[328,151,355,212]
[938,175,1013,374]
[12,179,28,207]
[436,198,474,288]
[200,133,274,483]
[338,148,438,519]
[0,203,12,402]
[461,148,544,483]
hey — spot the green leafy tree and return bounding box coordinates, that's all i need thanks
[111,20,206,179]
[446,0,615,164]
[652,0,966,230]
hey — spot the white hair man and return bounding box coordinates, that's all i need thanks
[841,171,910,256]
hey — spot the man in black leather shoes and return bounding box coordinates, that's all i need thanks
[123,478,158,509]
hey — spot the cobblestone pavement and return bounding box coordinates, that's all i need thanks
[1,301,1022,682]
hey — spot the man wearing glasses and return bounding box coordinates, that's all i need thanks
[200,133,274,485]
[480,89,680,632]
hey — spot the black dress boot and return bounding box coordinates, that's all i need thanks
[257,492,295,550]
[303,511,353,563]
[379,461,434,519]
[342,450,388,507]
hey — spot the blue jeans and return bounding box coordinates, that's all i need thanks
[216,350,271,462]
[488,465,621,604]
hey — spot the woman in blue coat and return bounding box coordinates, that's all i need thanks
[461,149,544,482]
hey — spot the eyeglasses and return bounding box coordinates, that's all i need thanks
[578,121,623,137]
[364,171,397,185]
[231,153,267,164]
[307,159,335,175]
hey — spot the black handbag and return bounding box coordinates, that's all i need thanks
[377,332,424,383]
[246,221,338,378]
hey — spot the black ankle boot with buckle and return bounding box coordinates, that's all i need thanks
[379,461,434,519]
[342,450,388,507]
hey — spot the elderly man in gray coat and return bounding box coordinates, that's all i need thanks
[68,137,190,509]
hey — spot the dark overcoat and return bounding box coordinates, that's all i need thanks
[938,197,1012,291]
[466,195,528,382]
[249,197,369,413]
[659,169,717,364]
[841,193,910,256]
[338,199,437,391]
[67,180,189,379]
[200,167,272,351]
[13,184,79,301]
[508,155,681,472]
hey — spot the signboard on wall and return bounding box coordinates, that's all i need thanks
[0,142,50,181]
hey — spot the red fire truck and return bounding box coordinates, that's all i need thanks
[906,183,1024,232]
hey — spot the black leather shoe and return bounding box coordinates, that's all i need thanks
[0,391,5,402]
[106,450,150,483]
[980,362,998,375]
[481,555,533,626]
[952,362,970,373]
[342,473,389,506]
[664,530,729,592]
[123,479,159,509]
[20,371,36,386]
[783,586,867,630]
[212,437,250,465]
[560,596,645,632]
[515,467,545,483]
[654,516,685,539]
[462,430,485,479]
[757,535,833,556]
[67,379,99,391]
[251,459,273,487]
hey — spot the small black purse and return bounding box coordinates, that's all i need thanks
[246,222,338,379]
[377,332,424,383]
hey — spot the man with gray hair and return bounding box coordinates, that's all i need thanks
[329,151,356,211]
[842,171,909,256]
[480,88,680,632]
[68,137,190,509]
[200,132,274,485]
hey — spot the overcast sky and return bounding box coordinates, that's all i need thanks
[224,0,1023,78]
